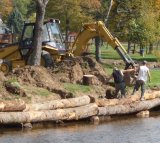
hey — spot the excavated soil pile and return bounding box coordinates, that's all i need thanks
[0,55,111,101]
[10,55,107,86]
[49,55,108,85]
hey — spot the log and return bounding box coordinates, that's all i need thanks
[83,74,94,85]
[98,98,160,116]
[0,103,98,124]
[96,91,160,107]
[0,100,26,112]
[136,110,149,118]
[25,95,91,111]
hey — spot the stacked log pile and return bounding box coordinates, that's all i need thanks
[0,96,98,124]
[0,91,160,125]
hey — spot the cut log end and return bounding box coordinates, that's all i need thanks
[83,74,94,85]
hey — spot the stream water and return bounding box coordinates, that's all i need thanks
[0,114,160,143]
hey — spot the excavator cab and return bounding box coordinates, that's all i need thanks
[19,19,66,61]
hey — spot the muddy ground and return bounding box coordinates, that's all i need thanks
[0,55,159,104]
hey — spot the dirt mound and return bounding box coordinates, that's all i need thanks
[49,55,108,85]
[2,55,110,101]
[11,66,59,87]
[9,66,71,96]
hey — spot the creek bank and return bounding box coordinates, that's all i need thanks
[0,56,159,127]
[0,91,160,127]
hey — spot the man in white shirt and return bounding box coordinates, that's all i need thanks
[132,61,151,100]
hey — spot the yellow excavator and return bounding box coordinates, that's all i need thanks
[0,19,135,73]
[70,21,135,69]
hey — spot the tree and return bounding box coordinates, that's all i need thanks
[29,0,49,66]
[13,0,32,19]
[88,0,114,62]
[105,0,114,25]
[109,0,160,55]
[0,0,13,21]
[7,7,24,34]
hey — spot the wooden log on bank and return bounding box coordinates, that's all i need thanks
[0,100,26,112]
[97,91,160,107]
[25,95,91,111]
[0,103,98,124]
[98,98,160,116]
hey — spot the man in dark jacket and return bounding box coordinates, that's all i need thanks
[107,67,134,98]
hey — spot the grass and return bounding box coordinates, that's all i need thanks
[23,85,52,97]
[148,69,160,88]
[90,44,157,62]
[63,83,91,94]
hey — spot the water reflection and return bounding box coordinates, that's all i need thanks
[0,116,160,143]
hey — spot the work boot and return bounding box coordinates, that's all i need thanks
[140,97,145,101]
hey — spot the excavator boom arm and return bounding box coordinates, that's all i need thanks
[71,21,135,68]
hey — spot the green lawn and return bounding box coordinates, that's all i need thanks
[90,44,157,62]
[148,70,160,88]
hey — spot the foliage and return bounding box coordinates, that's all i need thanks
[0,0,13,22]
[7,7,24,34]
[26,1,36,21]
[46,0,100,32]
[13,0,33,19]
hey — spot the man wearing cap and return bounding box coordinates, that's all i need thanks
[132,61,151,100]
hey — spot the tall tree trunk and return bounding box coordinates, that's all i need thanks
[95,36,101,62]
[127,40,131,53]
[133,43,136,54]
[95,0,113,62]
[29,0,49,66]
[105,0,113,26]
[149,42,153,54]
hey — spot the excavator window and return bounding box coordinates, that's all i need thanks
[23,25,34,41]
[19,20,66,59]
[42,24,50,42]
[43,22,65,50]
[20,25,34,57]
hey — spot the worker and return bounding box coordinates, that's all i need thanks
[107,67,135,99]
[132,60,151,100]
